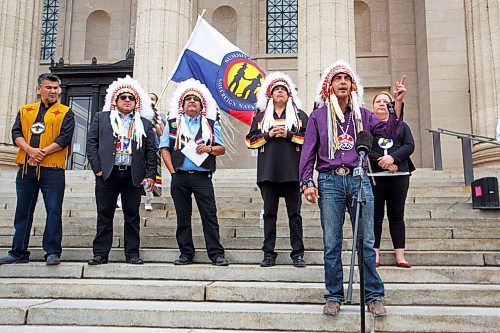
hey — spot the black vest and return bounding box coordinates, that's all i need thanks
[167,117,217,172]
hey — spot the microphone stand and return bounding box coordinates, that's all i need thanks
[346,150,366,333]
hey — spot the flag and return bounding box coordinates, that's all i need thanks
[170,17,265,125]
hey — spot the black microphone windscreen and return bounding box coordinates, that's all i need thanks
[355,131,373,154]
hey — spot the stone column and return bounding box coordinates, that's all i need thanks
[133,0,193,106]
[297,0,356,112]
[0,0,42,165]
[414,0,472,168]
[465,0,500,167]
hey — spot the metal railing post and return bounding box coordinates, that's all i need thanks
[432,131,443,170]
[460,137,474,186]
[428,128,499,186]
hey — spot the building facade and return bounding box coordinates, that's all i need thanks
[0,0,498,169]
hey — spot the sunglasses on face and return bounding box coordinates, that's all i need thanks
[185,96,201,102]
[119,94,135,102]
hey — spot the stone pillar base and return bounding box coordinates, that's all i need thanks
[0,145,18,168]
[472,143,500,167]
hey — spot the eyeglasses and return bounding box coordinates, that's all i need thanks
[119,94,135,102]
[184,96,201,102]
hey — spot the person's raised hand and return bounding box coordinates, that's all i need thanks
[394,75,407,102]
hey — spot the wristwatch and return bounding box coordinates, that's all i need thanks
[300,179,316,193]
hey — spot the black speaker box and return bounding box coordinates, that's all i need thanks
[471,177,500,209]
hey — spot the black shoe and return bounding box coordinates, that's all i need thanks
[292,255,306,268]
[212,257,229,266]
[88,255,108,265]
[0,254,29,265]
[46,254,60,266]
[173,256,193,265]
[260,255,276,267]
[127,256,144,265]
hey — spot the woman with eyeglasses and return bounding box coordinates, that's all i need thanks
[369,84,415,268]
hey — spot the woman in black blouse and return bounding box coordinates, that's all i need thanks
[245,72,308,268]
[369,90,415,268]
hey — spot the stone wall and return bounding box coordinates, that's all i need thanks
[415,0,472,168]
[0,0,496,169]
[56,0,136,65]
[0,0,42,148]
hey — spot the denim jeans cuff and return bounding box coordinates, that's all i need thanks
[324,295,344,303]
[366,297,383,304]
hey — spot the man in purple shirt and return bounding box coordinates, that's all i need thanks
[299,60,406,317]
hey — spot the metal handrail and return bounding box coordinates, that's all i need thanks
[427,128,500,186]
[429,128,500,144]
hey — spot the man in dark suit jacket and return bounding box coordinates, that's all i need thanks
[86,76,156,265]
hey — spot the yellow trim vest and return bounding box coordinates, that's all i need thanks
[15,102,71,169]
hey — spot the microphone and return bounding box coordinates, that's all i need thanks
[353,131,373,178]
[355,131,373,156]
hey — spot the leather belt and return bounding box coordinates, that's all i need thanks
[113,165,130,171]
[334,166,352,175]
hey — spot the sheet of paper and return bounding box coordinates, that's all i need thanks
[181,140,209,167]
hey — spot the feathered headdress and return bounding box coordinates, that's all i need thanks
[315,60,364,159]
[255,72,302,132]
[103,75,154,149]
[168,79,218,150]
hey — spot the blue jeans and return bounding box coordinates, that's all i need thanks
[318,171,384,304]
[9,166,65,260]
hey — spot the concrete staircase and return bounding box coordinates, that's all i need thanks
[0,168,498,332]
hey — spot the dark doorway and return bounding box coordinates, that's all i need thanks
[50,49,134,169]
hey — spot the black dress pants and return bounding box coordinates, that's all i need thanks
[258,181,304,259]
[93,168,142,260]
[170,172,225,262]
[372,175,410,249]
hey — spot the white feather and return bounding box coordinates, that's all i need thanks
[255,71,302,111]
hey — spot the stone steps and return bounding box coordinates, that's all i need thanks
[1,234,498,251]
[1,263,498,285]
[0,278,498,307]
[0,168,498,332]
[0,327,305,333]
[1,247,496,266]
[0,195,475,205]
[2,217,499,229]
[1,199,480,211]
[4,225,498,240]
[0,298,497,332]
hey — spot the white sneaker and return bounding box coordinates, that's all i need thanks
[144,204,153,211]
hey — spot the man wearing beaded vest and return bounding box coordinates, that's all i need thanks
[159,79,229,267]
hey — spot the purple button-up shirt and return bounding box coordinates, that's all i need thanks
[299,105,402,182]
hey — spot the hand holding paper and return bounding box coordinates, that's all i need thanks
[181,140,209,166]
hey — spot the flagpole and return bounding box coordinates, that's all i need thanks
[157,8,207,106]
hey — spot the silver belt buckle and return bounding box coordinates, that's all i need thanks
[334,166,350,175]
[118,165,128,171]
